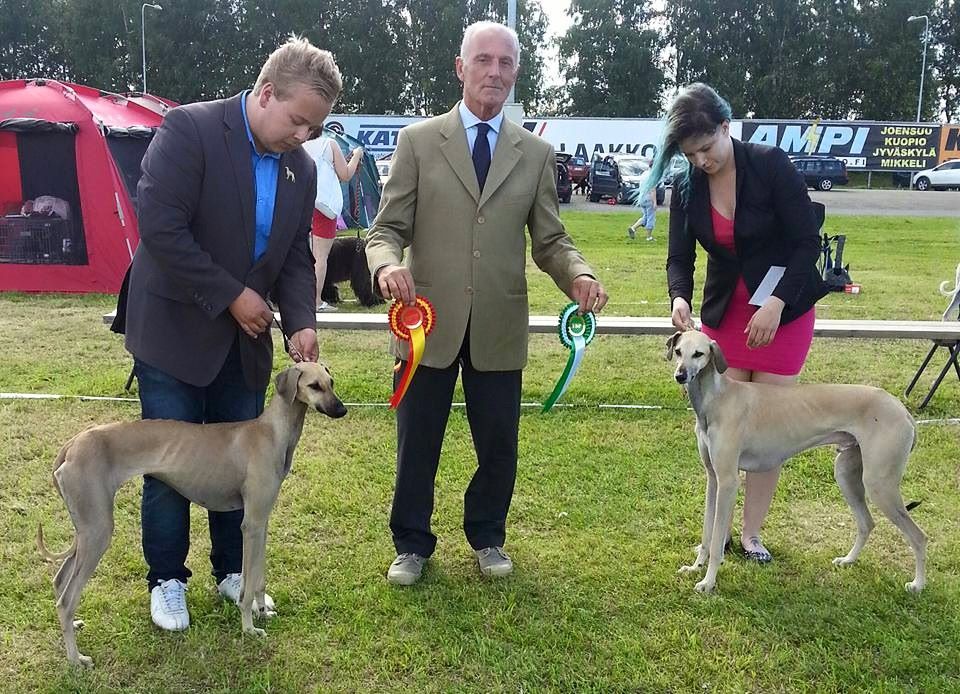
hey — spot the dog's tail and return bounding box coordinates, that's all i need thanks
[37,523,76,562]
[38,436,79,563]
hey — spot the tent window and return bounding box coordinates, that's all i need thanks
[107,135,153,205]
[0,131,87,265]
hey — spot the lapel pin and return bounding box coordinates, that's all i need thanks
[285,166,295,183]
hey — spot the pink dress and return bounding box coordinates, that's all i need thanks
[701,206,815,376]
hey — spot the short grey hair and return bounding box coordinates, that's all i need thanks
[460,21,521,64]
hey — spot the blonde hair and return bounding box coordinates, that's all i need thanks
[253,35,342,103]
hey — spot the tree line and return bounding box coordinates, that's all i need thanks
[1,0,956,122]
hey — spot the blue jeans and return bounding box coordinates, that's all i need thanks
[639,197,656,232]
[135,340,264,590]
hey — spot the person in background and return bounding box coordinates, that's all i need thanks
[307,128,364,311]
[628,163,657,241]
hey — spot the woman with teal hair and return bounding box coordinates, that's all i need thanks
[645,83,828,563]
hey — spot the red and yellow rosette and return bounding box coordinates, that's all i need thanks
[388,296,436,409]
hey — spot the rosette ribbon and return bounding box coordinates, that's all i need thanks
[388,296,436,409]
[542,302,596,412]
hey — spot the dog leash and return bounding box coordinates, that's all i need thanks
[271,314,305,363]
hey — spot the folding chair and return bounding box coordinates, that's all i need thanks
[904,264,960,409]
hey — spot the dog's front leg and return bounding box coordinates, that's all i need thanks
[696,441,740,594]
[680,428,715,574]
[239,519,266,637]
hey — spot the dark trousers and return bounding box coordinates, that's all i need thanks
[135,340,265,589]
[391,335,521,557]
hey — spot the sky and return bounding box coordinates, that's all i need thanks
[537,0,573,87]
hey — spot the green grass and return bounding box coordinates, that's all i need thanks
[2,211,960,692]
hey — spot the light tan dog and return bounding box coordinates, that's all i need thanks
[665,330,926,595]
[37,362,347,667]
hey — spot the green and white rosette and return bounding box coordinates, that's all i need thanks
[542,302,596,412]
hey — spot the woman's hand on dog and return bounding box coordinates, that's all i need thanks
[376,264,416,305]
[671,297,695,331]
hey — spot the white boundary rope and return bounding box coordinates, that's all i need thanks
[3,391,957,423]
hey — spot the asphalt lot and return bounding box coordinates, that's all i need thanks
[566,187,960,217]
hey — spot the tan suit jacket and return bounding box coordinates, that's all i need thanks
[365,104,594,371]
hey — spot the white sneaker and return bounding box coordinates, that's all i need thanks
[316,301,338,312]
[217,573,276,614]
[150,578,189,631]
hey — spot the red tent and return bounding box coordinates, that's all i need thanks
[0,79,168,293]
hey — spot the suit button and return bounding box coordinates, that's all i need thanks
[204,303,213,312]
[477,216,485,224]
[466,286,474,294]
[473,250,480,258]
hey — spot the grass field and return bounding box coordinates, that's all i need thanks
[2,211,959,692]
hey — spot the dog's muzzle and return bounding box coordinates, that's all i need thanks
[320,398,348,419]
[675,367,689,385]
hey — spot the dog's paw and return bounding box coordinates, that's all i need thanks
[678,563,702,574]
[258,607,278,620]
[832,555,855,567]
[244,626,267,638]
[72,653,94,668]
[905,580,925,594]
[694,578,716,593]
[73,619,85,630]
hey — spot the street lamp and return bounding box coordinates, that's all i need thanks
[907,14,929,122]
[141,3,163,94]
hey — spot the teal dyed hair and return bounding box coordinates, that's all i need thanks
[641,83,733,207]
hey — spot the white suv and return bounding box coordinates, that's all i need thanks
[912,160,960,191]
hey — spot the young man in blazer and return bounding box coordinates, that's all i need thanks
[121,37,339,630]
[366,21,608,586]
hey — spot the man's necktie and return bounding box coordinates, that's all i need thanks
[472,122,491,192]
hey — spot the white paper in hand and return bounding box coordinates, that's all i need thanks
[748,266,786,307]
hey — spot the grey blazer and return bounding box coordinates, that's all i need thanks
[121,93,317,391]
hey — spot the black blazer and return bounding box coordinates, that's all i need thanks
[666,139,828,328]
[120,93,317,391]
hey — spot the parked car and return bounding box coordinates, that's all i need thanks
[616,156,666,206]
[563,154,590,186]
[588,155,620,203]
[790,154,849,191]
[662,155,689,188]
[588,155,666,206]
[555,153,572,203]
[912,160,960,191]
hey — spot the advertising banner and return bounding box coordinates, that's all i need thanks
[328,113,956,171]
[741,121,942,171]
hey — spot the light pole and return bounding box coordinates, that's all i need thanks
[141,3,163,94]
[907,14,929,122]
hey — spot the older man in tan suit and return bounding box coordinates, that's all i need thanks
[366,21,607,586]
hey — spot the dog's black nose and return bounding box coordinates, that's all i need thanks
[321,399,347,419]
[675,370,687,384]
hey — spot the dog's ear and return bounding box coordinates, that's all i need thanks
[709,340,728,374]
[664,331,682,361]
[275,367,303,404]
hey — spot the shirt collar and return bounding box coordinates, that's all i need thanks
[241,90,281,160]
[458,100,503,135]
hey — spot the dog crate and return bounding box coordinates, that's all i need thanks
[0,216,87,265]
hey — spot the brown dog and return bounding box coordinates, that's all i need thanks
[666,329,926,595]
[38,362,346,666]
